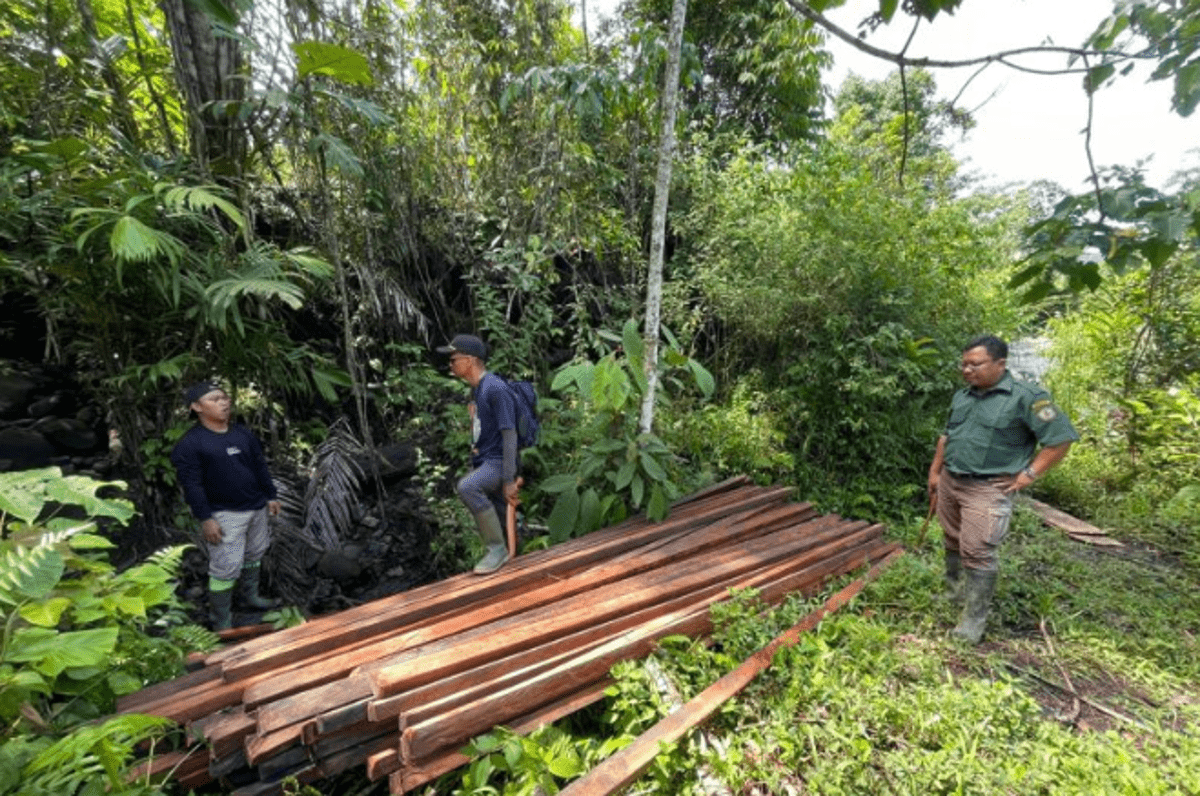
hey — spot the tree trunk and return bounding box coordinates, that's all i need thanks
[160,0,246,175]
[638,0,688,436]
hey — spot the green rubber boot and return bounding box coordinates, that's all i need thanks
[944,551,964,604]
[236,562,279,610]
[951,569,998,645]
[208,578,235,631]
[472,508,510,575]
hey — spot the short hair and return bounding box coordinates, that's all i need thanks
[963,335,1007,361]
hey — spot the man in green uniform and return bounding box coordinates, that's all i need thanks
[927,335,1079,644]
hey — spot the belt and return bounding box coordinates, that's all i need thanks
[947,470,1001,480]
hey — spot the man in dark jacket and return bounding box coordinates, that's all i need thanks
[171,381,279,629]
[438,334,519,575]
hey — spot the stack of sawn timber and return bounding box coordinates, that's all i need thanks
[119,476,897,795]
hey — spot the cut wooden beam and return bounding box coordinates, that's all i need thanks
[373,515,865,698]
[398,529,887,762]
[222,486,792,686]
[244,500,804,710]
[384,681,612,790]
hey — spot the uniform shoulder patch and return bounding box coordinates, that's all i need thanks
[1031,398,1058,422]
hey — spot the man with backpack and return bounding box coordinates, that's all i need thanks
[439,333,522,574]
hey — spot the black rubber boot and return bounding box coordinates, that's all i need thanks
[472,508,510,575]
[944,551,964,603]
[236,564,279,610]
[209,586,234,631]
[951,569,998,645]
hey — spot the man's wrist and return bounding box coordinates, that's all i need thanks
[1022,465,1038,480]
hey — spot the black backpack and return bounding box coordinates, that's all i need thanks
[497,375,540,448]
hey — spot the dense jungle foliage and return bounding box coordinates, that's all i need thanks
[1,0,1198,792]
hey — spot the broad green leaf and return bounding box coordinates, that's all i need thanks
[539,474,580,494]
[631,474,644,508]
[547,489,580,541]
[293,41,373,86]
[579,488,601,533]
[647,485,669,521]
[67,533,114,550]
[0,467,64,523]
[615,460,637,490]
[639,450,667,481]
[106,671,143,696]
[18,597,70,627]
[8,627,119,675]
[308,133,363,178]
[45,477,134,524]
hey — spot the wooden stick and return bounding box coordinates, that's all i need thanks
[507,476,523,559]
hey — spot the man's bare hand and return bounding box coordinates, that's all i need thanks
[267,500,281,517]
[201,518,223,544]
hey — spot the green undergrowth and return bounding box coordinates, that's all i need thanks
[453,504,1200,795]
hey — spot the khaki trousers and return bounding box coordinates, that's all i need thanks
[936,472,1015,572]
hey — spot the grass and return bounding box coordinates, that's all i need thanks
[453,499,1200,795]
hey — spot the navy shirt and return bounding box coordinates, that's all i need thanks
[471,372,517,466]
[170,423,277,520]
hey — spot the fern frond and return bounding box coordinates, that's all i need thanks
[168,623,221,654]
[145,545,192,578]
[0,545,66,604]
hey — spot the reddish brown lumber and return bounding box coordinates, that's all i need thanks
[126,747,209,784]
[253,500,808,733]
[398,528,886,762]
[382,681,612,789]
[244,499,802,711]
[255,673,372,737]
[216,623,276,643]
[373,514,861,698]
[558,548,904,796]
[389,531,888,735]
[116,661,222,715]
[244,722,304,766]
[367,579,742,726]
[202,707,256,760]
[221,486,791,685]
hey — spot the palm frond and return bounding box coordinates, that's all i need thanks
[352,261,429,337]
[301,418,367,550]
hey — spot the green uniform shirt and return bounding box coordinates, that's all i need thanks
[942,371,1079,476]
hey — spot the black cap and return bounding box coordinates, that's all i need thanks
[436,334,487,361]
[183,381,223,406]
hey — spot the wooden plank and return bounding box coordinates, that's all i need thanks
[397,529,886,762]
[558,548,904,796]
[253,503,810,733]
[255,673,372,737]
[245,723,304,766]
[373,515,863,697]
[243,499,802,710]
[386,531,887,733]
[203,707,256,760]
[383,681,612,789]
[1027,499,1124,546]
[366,581,740,725]
[221,486,790,684]
[116,662,222,715]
